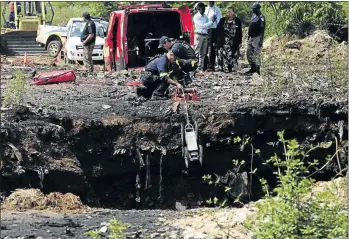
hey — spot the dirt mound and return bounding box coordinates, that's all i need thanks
[262,35,281,50]
[304,30,335,48]
[2,189,89,213]
[312,177,348,204]
[262,30,342,57]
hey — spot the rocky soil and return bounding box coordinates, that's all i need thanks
[1,177,346,239]
[0,207,253,239]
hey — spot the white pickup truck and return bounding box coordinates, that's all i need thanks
[63,19,108,64]
[36,17,106,58]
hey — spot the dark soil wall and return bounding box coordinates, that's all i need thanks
[1,99,347,209]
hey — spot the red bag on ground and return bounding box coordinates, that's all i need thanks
[31,70,76,85]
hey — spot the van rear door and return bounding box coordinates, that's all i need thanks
[104,11,126,71]
[177,5,194,46]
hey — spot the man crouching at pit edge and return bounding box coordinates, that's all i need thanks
[137,51,183,101]
[158,36,198,85]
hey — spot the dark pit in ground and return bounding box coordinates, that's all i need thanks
[1,63,347,209]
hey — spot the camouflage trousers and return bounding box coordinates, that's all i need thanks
[83,43,95,72]
[246,36,261,67]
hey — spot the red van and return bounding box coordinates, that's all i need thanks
[104,4,194,72]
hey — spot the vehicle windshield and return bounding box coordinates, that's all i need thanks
[70,21,108,37]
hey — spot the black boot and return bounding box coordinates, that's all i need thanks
[256,65,260,75]
[151,82,170,100]
[136,86,153,98]
[244,64,256,75]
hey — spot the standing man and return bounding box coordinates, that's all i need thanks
[137,51,183,100]
[245,2,266,75]
[80,12,96,73]
[205,1,222,72]
[158,36,198,85]
[9,2,14,22]
[193,2,216,73]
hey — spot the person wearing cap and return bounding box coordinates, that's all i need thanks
[245,2,266,75]
[159,36,196,60]
[205,1,222,72]
[193,2,217,72]
[137,51,183,100]
[80,12,96,73]
[158,36,198,85]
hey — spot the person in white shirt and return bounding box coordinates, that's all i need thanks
[205,1,222,71]
[193,2,217,72]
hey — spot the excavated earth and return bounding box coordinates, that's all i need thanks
[0,31,348,238]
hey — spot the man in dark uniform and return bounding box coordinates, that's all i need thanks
[245,2,266,75]
[137,51,183,100]
[80,12,96,73]
[158,36,198,85]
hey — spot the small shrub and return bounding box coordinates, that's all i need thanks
[3,71,26,106]
[85,217,130,239]
[85,229,102,239]
[244,131,348,239]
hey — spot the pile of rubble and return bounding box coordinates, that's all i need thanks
[2,189,89,213]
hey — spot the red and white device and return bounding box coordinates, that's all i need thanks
[31,70,76,85]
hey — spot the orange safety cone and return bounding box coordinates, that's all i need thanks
[24,52,28,65]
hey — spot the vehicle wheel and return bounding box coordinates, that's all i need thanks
[47,40,62,58]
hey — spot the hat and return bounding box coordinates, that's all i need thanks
[194,2,206,10]
[82,12,90,18]
[158,36,170,48]
[251,2,261,9]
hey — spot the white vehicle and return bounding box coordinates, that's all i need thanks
[64,19,108,64]
[36,17,107,58]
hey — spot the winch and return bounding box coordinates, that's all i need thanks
[179,88,203,168]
